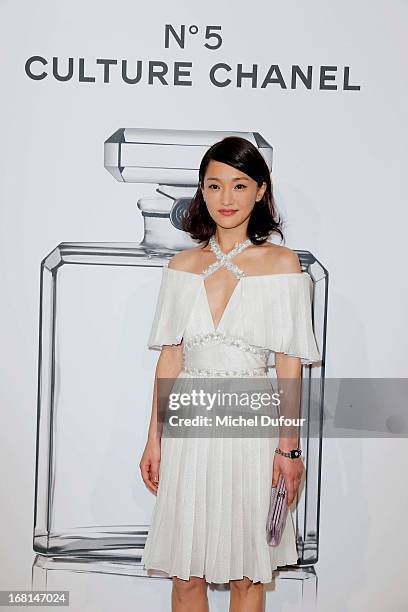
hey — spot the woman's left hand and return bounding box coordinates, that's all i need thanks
[272,453,305,506]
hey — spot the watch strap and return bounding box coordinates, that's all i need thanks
[275,447,302,459]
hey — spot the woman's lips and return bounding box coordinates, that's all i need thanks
[218,209,238,216]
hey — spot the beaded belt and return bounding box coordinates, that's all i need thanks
[181,366,268,377]
[183,331,270,359]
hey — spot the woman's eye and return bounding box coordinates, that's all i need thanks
[208,183,246,191]
[208,184,246,190]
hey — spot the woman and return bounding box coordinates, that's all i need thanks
[140,136,321,612]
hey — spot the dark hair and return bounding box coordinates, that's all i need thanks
[181,136,284,246]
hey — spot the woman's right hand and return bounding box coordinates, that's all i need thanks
[139,437,161,495]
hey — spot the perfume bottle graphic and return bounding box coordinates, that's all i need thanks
[33,128,327,568]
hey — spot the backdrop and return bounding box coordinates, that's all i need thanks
[1,2,407,611]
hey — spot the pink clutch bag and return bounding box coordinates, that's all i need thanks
[266,474,288,546]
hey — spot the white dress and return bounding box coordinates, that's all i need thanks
[142,237,321,584]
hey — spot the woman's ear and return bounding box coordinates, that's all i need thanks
[257,181,267,200]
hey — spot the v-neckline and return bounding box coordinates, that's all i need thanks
[201,277,242,333]
[200,234,252,333]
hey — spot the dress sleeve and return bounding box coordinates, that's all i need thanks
[269,273,321,365]
[242,273,322,366]
[147,267,201,350]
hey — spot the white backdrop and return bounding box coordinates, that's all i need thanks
[1,2,407,611]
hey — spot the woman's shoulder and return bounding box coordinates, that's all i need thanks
[246,242,302,276]
[166,244,211,275]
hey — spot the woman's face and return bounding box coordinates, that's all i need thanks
[200,159,267,229]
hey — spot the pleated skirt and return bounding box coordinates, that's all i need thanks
[141,432,299,584]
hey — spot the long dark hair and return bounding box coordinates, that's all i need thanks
[181,136,284,246]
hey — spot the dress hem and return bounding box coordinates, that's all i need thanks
[142,559,300,585]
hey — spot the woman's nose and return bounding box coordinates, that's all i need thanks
[222,191,235,206]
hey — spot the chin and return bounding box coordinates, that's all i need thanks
[215,219,241,229]
[215,213,247,226]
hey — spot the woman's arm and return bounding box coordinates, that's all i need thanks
[273,353,305,506]
[140,250,194,494]
[275,353,302,451]
[147,344,184,442]
[140,343,184,495]
[270,247,305,505]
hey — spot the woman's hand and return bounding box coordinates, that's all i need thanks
[140,437,161,495]
[272,453,305,506]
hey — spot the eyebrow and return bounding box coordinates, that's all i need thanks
[205,177,249,181]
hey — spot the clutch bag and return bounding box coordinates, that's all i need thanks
[266,473,288,546]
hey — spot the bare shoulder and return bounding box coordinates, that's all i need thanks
[167,246,203,272]
[255,243,301,275]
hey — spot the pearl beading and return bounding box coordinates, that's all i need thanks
[200,236,252,280]
[183,331,270,359]
[181,366,268,377]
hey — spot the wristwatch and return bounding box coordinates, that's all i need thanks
[275,447,302,459]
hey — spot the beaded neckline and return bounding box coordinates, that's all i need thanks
[209,234,252,256]
[164,234,306,281]
[200,235,252,280]
[164,236,306,332]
